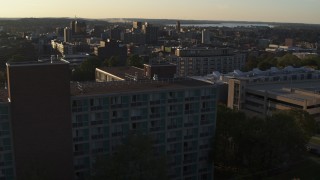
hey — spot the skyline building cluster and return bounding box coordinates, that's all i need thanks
[0,15,320,180]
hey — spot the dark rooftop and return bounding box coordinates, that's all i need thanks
[71,78,213,96]
[6,61,68,67]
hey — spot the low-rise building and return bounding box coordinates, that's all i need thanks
[222,66,320,119]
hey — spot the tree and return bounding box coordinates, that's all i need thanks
[244,55,258,71]
[91,134,167,180]
[7,54,26,63]
[277,53,302,68]
[213,105,314,178]
[71,56,101,81]
[302,56,320,69]
[127,54,144,68]
[103,56,119,67]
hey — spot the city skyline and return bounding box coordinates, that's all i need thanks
[1,0,320,24]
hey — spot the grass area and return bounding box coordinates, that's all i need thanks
[310,136,320,145]
[264,155,320,180]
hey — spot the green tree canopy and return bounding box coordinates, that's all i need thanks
[213,105,315,178]
[102,56,120,67]
[127,54,144,68]
[71,56,101,81]
[277,53,302,68]
[91,134,167,180]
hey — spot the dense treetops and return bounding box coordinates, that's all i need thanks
[213,105,317,178]
[245,52,320,71]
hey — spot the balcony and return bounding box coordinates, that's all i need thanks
[185,110,195,115]
[111,118,124,123]
[131,102,144,107]
[168,112,178,116]
[184,122,194,128]
[200,132,211,138]
[183,147,195,152]
[167,149,177,155]
[168,99,178,103]
[168,125,178,129]
[111,132,124,137]
[184,135,195,140]
[199,144,209,150]
[73,137,87,142]
[149,114,161,119]
[91,120,104,126]
[91,148,106,154]
[149,126,162,132]
[167,137,178,143]
[91,134,105,140]
[131,116,143,121]
[150,100,161,105]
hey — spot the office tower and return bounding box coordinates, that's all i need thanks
[202,29,210,44]
[64,27,72,42]
[5,61,74,180]
[56,27,64,37]
[75,21,86,35]
[133,21,142,30]
[94,40,127,65]
[70,20,76,34]
[92,25,103,37]
[110,27,122,41]
[142,23,159,45]
[176,21,181,33]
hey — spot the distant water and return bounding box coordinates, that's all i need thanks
[168,23,273,28]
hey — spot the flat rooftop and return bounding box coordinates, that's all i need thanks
[71,79,213,96]
[0,79,213,100]
[97,66,147,80]
[248,80,320,102]
[6,61,68,67]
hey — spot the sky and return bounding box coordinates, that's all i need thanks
[1,0,320,24]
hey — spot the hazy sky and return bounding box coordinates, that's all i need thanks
[2,0,320,24]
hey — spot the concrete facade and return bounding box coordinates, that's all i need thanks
[224,67,320,119]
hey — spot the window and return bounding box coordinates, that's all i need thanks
[112,111,117,117]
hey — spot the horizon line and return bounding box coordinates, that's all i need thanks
[0,17,319,25]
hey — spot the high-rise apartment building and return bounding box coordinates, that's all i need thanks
[142,23,159,45]
[110,27,122,41]
[64,27,72,42]
[70,20,76,34]
[0,102,13,180]
[202,29,210,44]
[4,62,74,180]
[133,21,142,30]
[0,61,217,180]
[56,27,64,37]
[70,20,86,36]
[170,48,246,76]
[75,21,86,35]
[176,21,181,33]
